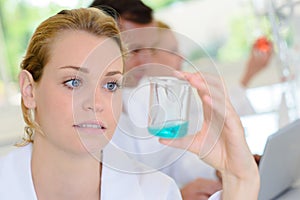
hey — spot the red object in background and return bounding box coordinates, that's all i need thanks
[253,36,272,52]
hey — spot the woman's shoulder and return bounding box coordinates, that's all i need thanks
[0,144,32,177]
[0,144,31,174]
[102,164,182,200]
[138,169,182,199]
[101,145,181,200]
[0,144,36,199]
[0,144,31,163]
[102,145,182,199]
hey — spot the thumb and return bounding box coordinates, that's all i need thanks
[159,134,200,154]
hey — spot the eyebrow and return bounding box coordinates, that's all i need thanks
[59,66,89,73]
[60,66,122,76]
[105,71,123,76]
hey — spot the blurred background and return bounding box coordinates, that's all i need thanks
[0,0,300,155]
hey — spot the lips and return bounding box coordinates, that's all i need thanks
[73,121,107,130]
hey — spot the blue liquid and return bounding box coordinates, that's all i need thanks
[148,120,188,139]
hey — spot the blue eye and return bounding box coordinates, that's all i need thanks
[103,81,120,92]
[64,79,81,89]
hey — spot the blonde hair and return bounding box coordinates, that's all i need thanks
[156,20,171,29]
[18,8,123,146]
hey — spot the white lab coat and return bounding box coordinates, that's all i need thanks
[0,144,222,199]
[0,144,182,200]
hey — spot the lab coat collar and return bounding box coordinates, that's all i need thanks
[101,143,149,200]
[0,144,37,199]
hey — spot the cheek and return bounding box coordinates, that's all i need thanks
[110,91,123,126]
[35,86,72,127]
[174,57,182,70]
[99,92,122,145]
[163,53,181,70]
[125,57,139,72]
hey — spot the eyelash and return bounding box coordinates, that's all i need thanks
[63,77,82,89]
[63,78,122,92]
[102,80,122,92]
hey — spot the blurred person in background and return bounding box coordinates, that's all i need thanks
[230,36,273,116]
[90,0,158,87]
[90,1,269,199]
[90,1,223,199]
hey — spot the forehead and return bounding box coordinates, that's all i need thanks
[119,19,159,49]
[157,29,178,50]
[47,30,123,73]
[119,18,156,31]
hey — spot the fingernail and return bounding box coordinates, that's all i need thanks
[173,70,185,79]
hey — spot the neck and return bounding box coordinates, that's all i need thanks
[31,137,101,200]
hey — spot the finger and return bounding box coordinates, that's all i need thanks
[159,124,221,158]
[170,85,226,155]
[191,178,222,194]
[159,134,203,154]
[201,87,227,125]
[181,193,210,200]
[178,71,223,91]
[174,71,207,96]
[174,71,226,104]
[199,180,222,194]
[197,194,210,200]
[189,73,226,107]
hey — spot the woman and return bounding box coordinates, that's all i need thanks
[0,8,259,200]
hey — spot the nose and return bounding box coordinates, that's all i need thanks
[137,49,155,65]
[82,88,104,113]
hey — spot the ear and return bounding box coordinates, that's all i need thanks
[19,70,36,109]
